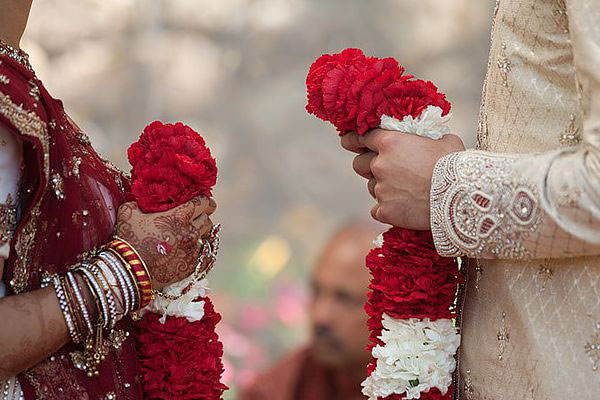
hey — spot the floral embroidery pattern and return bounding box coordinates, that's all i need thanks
[431,151,542,258]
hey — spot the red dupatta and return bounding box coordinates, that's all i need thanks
[0,52,142,399]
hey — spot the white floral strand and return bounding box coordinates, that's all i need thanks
[362,315,460,400]
[140,276,210,323]
[380,105,452,140]
[373,234,385,249]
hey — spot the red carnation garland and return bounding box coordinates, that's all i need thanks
[306,49,461,400]
[136,298,227,399]
[128,121,227,399]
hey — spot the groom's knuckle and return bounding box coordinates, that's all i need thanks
[381,209,395,225]
[373,183,385,199]
[376,132,394,149]
[444,134,463,148]
[370,157,385,176]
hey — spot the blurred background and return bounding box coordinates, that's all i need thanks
[24,0,494,397]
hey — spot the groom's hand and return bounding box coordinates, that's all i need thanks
[341,129,465,230]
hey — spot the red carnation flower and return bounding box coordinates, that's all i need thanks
[306,49,451,135]
[128,121,217,213]
[381,79,451,121]
[306,48,368,122]
[365,228,460,321]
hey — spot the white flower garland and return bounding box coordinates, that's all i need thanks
[362,315,460,400]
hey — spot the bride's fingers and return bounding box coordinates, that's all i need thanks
[190,211,213,236]
[117,201,139,219]
[168,196,216,218]
[205,198,217,215]
[189,196,217,216]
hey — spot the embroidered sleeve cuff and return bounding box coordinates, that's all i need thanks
[430,150,542,259]
[430,152,464,257]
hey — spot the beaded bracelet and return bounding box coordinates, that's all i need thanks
[62,275,86,340]
[107,249,139,311]
[97,252,132,314]
[52,275,82,343]
[94,258,126,321]
[66,271,94,335]
[89,263,118,329]
[50,242,152,378]
[50,234,158,379]
[78,271,103,325]
[77,265,111,329]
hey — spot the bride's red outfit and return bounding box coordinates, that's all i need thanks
[0,47,142,399]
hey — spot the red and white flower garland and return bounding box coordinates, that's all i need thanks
[306,49,462,400]
[128,122,227,399]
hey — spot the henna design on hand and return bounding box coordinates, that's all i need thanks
[115,196,216,289]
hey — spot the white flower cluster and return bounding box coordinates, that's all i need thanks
[140,277,210,323]
[379,105,452,140]
[373,233,385,249]
[361,315,461,400]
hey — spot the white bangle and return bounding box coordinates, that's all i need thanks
[97,251,132,314]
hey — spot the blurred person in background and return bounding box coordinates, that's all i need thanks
[240,222,380,400]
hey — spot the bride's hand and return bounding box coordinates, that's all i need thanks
[115,196,217,290]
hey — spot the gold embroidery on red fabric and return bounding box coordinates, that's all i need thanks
[0,193,17,246]
[0,90,49,178]
[0,90,50,293]
[10,203,42,293]
[24,358,88,400]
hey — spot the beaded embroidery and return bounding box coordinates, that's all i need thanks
[431,151,542,258]
[0,39,33,73]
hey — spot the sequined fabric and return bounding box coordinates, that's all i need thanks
[0,379,23,400]
[430,0,600,398]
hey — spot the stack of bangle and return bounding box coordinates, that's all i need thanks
[50,237,152,376]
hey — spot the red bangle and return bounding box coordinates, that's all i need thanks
[109,238,154,308]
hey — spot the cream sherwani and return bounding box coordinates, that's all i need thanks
[430,0,600,398]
